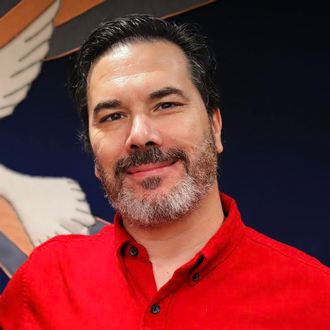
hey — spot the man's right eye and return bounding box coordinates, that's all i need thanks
[101,113,124,122]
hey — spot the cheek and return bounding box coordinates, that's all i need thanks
[163,114,206,151]
[91,129,125,167]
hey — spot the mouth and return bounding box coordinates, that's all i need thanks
[127,160,177,177]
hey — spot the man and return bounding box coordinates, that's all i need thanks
[0,14,329,329]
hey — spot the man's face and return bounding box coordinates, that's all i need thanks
[87,41,223,228]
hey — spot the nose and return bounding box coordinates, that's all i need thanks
[125,115,163,152]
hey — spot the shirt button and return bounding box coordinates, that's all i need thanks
[129,246,138,256]
[150,304,161,314]
[192,273,199,282]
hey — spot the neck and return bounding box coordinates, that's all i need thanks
[122,182,224,289]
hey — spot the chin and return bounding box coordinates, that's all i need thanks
[134,172,185,194]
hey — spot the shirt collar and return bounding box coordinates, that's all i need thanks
[114,192,245,281]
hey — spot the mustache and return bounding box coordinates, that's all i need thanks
[114,147,189,176]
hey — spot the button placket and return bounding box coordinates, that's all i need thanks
[192,273,199,282]
[141,292,175,329]
[150,304,161,314]
[189,255,205,286]
[129,246,138,256]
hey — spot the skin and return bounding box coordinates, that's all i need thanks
[87,41,225,289]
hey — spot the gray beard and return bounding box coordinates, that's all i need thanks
[96,130,218,230]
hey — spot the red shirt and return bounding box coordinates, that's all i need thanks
[0,193,329,329]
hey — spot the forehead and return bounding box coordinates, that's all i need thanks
[87,41,193,105]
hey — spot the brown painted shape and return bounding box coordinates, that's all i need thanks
[0,261,12,279]
[0,0,216,59]
[162,0,216,19]
[0,0,55,49]
[54,0,104,27]
[45,0,216,61]
[94,217,110,225]
[0,197,34,256]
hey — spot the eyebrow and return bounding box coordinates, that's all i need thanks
[92,86,188,115]
[93,100,122,115]
[149,86,188,101]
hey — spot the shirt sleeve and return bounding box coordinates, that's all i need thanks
[0,262,27,330]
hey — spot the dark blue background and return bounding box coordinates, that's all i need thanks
[0,0,329,290]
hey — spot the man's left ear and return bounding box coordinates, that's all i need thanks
[211,108,223,154]
[94,164,101,179]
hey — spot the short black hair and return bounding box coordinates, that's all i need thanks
[68,14,220,151]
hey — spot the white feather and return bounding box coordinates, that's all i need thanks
[0,0,60,119]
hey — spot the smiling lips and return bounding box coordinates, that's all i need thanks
[127,161,176,177]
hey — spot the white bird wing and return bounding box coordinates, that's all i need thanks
[0,0,60,119]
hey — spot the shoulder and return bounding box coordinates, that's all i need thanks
[28,223,116,265]
[35,222,115,252]
[2,223,117,285]
[1,223,116,303]
[0,224,117,328]
[243,226,330,279]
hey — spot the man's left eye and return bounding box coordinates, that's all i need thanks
[157,102,178,110]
